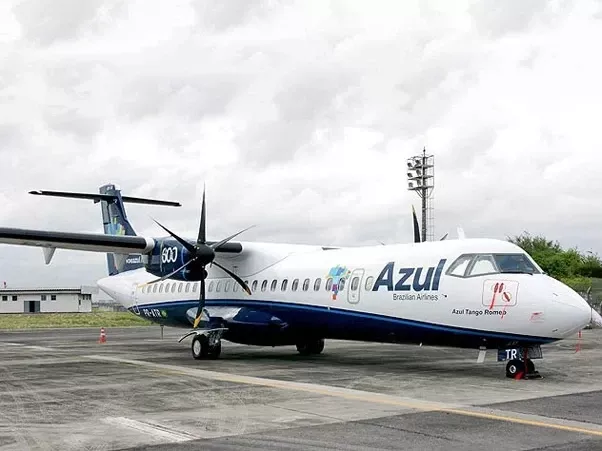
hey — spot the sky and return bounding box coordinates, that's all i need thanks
[1,0,601,288]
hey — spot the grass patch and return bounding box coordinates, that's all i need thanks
[0,311,153,329]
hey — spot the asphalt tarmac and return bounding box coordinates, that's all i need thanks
[0,326,601,450]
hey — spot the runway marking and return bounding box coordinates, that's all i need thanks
[1,342,58,352]
[102,416,198,442]
[88,355,602,438]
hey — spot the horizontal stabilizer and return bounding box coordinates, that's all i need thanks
[29,190,181,207]
[0,227,155,254]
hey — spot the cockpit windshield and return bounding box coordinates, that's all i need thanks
[446,253,541,278]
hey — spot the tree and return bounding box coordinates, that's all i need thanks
[507,232,602,294]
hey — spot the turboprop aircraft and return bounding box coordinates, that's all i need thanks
[0,184,596,379]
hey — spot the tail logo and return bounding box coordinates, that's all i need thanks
[108,217,126,236]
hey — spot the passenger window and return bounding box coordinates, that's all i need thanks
[270,280,277,291]
[153,284,158,293]
[447,254,474,277]
[192,282,198,292]
[281,279,288,291]
[261,280,267,292]
[351,276,359,291]
[178,283,183,292]
[233,282,239,292]
[225,280,231,292]
[171,283,176,293]
[185,283,190,293]
[325,278,333,291]
[292,279,299,291]
[365,276,374,291]
[469,255,498,276]
[208,281,214,292]
[339,278,346,291]
[216,281,222,292]
[252,280,258,292]
[314,278,321,291]
[302,278,310,291]
[164,283,170,293]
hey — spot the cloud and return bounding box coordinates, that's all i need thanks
[1,0,601,288]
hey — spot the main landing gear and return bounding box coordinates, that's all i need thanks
[179,328,226,360]
[296,339,325,356]
[191,334,221,360]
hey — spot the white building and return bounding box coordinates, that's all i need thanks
[0,286,97,313]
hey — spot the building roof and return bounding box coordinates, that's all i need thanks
[0,286,98,294]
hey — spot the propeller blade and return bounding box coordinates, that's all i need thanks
[197,185,207,245]
[439,233,448,241]
[139,260,195,286]
[193,274,206,328]
[152,219,196,254]
[211,225,256,251]
[412,206,421,243]
[213,261,252,295]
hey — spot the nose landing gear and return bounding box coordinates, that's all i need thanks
[505,348,541,379]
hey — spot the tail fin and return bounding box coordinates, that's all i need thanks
[28,184,181,276]
[99,184,142,275]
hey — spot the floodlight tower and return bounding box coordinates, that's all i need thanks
[407,148,435,241]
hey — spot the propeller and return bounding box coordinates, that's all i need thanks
[412,206,421,243]
[146,187,253,329]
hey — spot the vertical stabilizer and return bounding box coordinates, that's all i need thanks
[100,184,144,275]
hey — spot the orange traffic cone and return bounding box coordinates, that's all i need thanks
[98,327,107,344]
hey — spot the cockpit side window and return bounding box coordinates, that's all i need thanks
[468,255,498,276]
[493,253,540,274]
[447,252,541,278]
[446,254,474,277]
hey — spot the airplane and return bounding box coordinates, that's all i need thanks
[0,183,598,379]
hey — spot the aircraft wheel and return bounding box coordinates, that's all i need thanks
[192,335,209,360]
[296,339,324,356]
[208,341,221,360]
[505,359,524,378]
[526,359,535,373]
[296,342,311,356]
[309,339,325,354]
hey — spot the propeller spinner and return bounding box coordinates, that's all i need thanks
[146,188,253,329]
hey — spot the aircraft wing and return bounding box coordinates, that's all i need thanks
[0,227,155,254]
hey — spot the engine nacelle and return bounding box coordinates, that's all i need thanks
[143,238,242,281]
[144,238,205,281]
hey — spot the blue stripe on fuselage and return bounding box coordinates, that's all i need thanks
[132,298,557,347]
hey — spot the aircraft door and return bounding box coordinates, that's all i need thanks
[347,269,365,305]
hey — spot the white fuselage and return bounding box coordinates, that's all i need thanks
[97,238,592,347]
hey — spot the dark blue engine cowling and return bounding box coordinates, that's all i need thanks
[144,238,242,281]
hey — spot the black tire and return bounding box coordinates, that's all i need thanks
[506,359,525,378]
[526,359,535,373]
[208,341,221,359]
[296,339,324,355]
[296,342,312,356]
[192,335,209,360]
[309,339,325,354]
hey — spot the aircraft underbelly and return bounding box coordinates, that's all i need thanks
[130,299,557,349]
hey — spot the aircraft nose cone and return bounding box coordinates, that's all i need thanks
[559,292,593,335]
